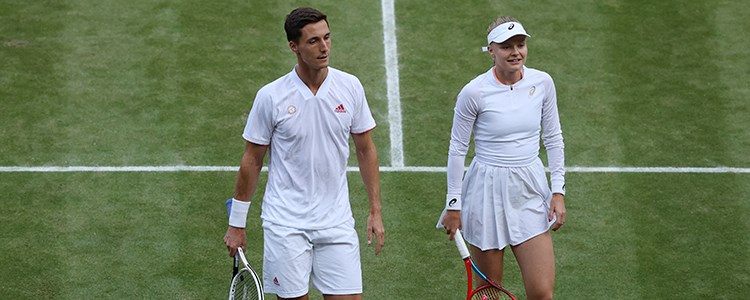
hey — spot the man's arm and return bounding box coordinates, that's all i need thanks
[223,141,268,257]
[351,131,384,255]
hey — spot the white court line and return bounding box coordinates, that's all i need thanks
[1,166,749,173]
[381,0,404,168]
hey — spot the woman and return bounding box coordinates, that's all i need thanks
[439,16,566,300]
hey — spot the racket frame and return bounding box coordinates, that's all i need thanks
[454,229,516,300]
[228,248,264,300]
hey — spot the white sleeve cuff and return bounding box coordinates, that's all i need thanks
[445,194,461,210]
[436,195,462,228]
[551,181,566,195]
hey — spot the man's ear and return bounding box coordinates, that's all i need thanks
[289,41,298,54]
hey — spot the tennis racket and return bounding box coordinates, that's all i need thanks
[229,247,264,300]
[226,199,264,300]
[454,229,516,300]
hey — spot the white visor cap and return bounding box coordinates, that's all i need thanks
[482,22,530,52]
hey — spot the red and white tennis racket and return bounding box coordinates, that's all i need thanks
[454,229,516,300]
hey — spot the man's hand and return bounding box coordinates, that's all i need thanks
[224,226,246,257]
[367,212,385,255]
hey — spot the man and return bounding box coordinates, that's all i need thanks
[223,7,385,300]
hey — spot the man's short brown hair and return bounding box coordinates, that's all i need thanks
[285,7,328,43]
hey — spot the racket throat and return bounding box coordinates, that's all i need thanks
[464,259,474,300]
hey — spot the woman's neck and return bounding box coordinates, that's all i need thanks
[493,67,523,86]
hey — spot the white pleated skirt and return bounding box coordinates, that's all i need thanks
[461,157,555,250]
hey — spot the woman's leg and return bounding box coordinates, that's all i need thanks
[511,231,555,300]
[470,245,506,288]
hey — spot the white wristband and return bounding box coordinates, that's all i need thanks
[228,198,251,228]
[445,194,461,210]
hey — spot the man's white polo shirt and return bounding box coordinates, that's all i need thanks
[243,66,376,230]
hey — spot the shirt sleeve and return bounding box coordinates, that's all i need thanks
[437,84,479,226]
[350,77,376,134]
[447,84,480,197]
[242,87,275,145]
[540,76,566,195]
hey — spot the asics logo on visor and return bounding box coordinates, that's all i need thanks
[508,23,515,30]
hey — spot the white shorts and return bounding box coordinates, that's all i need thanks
[261,220,362,298]
[461,158,555,250]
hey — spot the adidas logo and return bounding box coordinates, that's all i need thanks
[334,104,346,113]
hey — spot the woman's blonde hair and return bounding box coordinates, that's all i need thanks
[487,16,520,34]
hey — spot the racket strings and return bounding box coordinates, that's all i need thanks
[470,285,513,300]
[230,269,261,300]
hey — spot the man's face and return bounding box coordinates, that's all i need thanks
[290,20,331,71]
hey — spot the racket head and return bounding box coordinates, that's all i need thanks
[229,247,264,300]
[229,268,263,300]
[469,284,516,300]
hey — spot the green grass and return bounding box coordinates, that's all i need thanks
[2,0,750,299]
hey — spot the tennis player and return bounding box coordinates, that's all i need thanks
[438,16,567,300]
[223,7,385,300]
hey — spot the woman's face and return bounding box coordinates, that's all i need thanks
[487,35,528,73]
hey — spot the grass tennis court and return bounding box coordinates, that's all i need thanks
[2,0,749,299]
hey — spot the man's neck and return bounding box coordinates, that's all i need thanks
[295,65,328,95]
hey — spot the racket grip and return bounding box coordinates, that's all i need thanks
[232,254,239,276]
[454,229,471,259]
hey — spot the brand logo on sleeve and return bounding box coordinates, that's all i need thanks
[448,198,457,207]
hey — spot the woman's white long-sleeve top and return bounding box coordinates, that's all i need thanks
[447,66,565,200]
